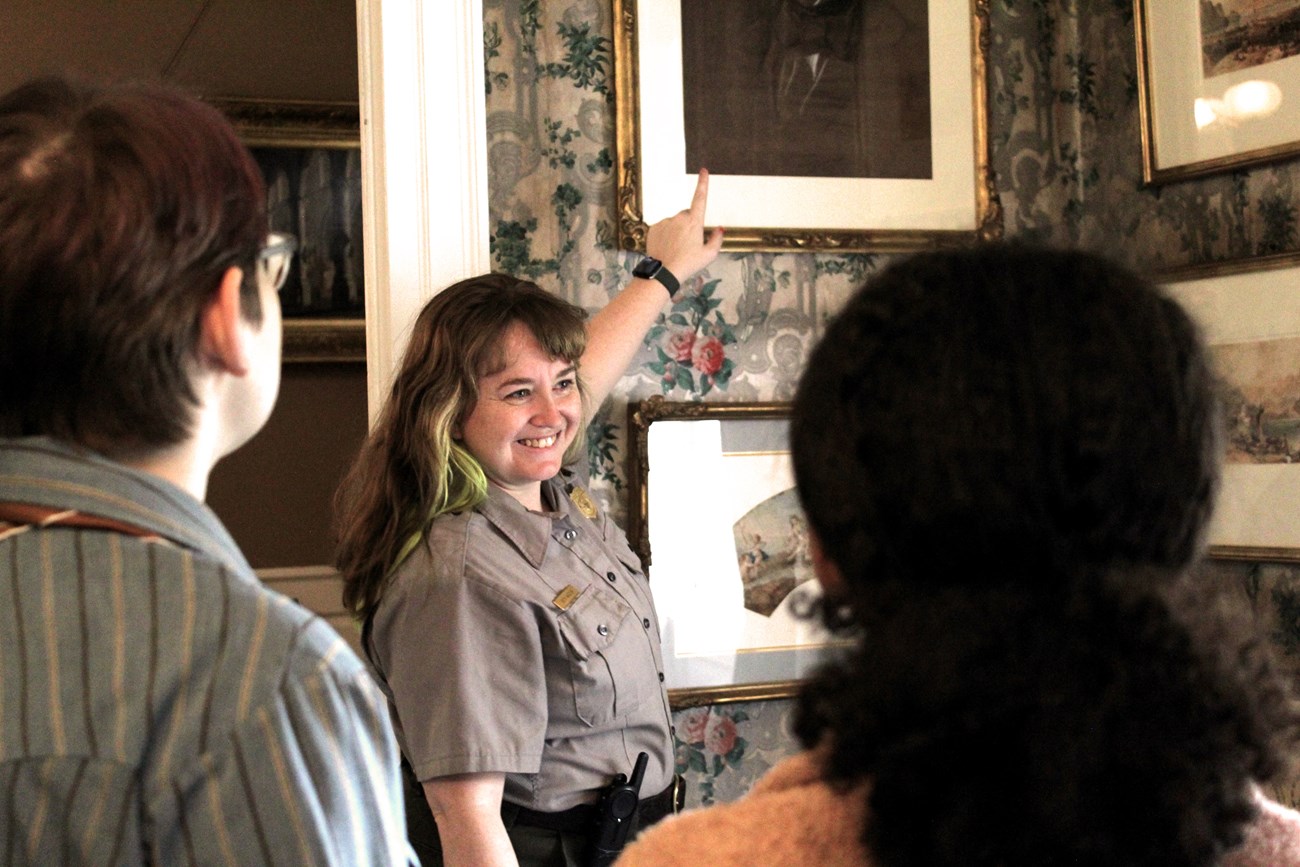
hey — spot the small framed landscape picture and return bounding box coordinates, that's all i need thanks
[1136,0,1300,182]
[1161,253,1300,560]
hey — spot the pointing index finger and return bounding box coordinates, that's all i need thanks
[689,168,710,219]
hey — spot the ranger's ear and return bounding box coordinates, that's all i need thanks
[197,267,251,376]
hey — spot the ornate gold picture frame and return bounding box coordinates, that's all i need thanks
[212,99,365,363]
[627,397,847,708]
[613,0,1001,253]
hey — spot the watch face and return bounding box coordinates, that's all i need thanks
[634,257,662,279]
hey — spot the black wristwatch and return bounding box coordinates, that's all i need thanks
[633,256,680,298]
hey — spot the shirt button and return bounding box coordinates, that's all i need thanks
[658,672,665,682]
[642,618,651,629]
[563,529,577,541]
[597,624,610,636]
[606,571,617,583]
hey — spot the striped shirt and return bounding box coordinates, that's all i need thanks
[0,438,412,865]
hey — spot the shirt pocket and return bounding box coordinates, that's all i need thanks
[556,585,651,727]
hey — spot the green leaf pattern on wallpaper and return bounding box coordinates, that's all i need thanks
[991,0,1300,258]
[1214,559,1300,808]
[481,0,1300,808]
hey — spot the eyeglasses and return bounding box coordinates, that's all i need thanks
[258,232,298,292]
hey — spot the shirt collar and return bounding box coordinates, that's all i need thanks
[476,475,574,568]
[0,436,254,577]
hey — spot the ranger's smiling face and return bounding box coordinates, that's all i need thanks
[457,321,581,510]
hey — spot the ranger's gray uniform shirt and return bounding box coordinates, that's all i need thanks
[0,437,412,865]
[368,467,674,812]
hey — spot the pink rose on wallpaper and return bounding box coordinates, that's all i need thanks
[679,707,710,744]
[691,335,725,376]
[664,329,695,363]
[703,713,738,756]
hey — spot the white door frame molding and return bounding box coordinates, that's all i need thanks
[355,0,491,418]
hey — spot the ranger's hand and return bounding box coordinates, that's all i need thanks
[645,169,724,282]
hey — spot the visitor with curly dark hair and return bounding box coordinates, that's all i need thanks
[617,244,1300,867]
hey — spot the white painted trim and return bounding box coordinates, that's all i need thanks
[355,0,491,420]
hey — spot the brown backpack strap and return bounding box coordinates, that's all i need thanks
[0,502,169,543]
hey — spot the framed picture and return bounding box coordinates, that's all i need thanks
[211,99,365,363]
[612,0,1001,253]
[627,397,846,708]
[1160,252,1300,561]
[1135,0,1300,183]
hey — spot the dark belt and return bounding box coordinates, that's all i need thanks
[505,775,685,836]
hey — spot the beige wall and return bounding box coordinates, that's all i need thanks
[207,363,368,569]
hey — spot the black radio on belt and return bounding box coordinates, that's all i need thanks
[586,751,649,867]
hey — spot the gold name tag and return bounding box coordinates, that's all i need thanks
[553,585,583,610]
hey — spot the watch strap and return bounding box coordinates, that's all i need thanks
[635,257,680,298]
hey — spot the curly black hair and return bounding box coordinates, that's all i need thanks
[790,244,1297,866]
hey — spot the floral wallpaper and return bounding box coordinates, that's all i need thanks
[481,0,1300,808]
[1201,559,1300,808]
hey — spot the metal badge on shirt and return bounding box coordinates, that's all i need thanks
[568,485,598,520]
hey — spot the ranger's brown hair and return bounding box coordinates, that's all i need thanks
[335,274,588,622]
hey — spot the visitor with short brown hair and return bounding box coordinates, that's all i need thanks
[0,75,410,865]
